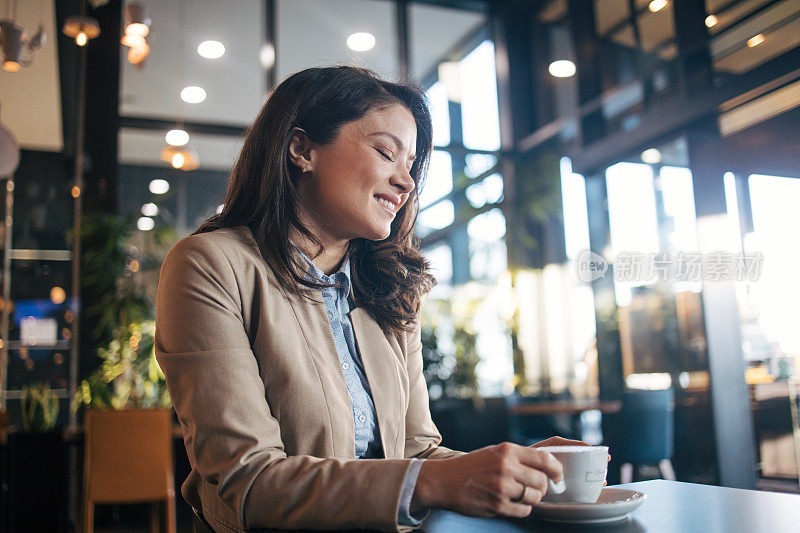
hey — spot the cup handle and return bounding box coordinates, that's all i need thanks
[548,478,566,495]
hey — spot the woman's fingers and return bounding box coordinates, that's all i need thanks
[517,448,564,483]
[499,501,534,518]
[531,436,591,448]
[511,464,549,496]
[508,483,544,508]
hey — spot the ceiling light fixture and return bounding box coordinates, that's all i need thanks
[1,1,46,72]
[121,2,151,66]
[124,2,150,37]
[641,148,662,165]
[159,145,199,170]
[165,129,189,146]
[149,179,170,194]
[705,15,718,28]
[141,203,159,217]
[137,216,155,231]
[346,32,375,52]
[747,34,765,48]
[548,59,576,78]
[0,22,24,72]
[648,0,668,13]
[181,86,206,103]
[127,40,149,65]
[62,15,100,47]
[197,40,224,59]
[259,43,275,69]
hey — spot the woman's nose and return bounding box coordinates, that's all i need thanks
[391,167,415,194]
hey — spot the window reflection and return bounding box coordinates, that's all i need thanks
[460,40,500,151]
[746,174,800,355]
[427,81,451,147]
[418,151,452,209]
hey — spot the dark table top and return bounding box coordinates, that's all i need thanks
[420,480,800,533]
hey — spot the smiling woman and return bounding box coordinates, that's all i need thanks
[155,66,573,533]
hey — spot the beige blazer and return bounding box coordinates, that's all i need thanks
[155,226,464,533]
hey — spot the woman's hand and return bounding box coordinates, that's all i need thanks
[412,442,563,519]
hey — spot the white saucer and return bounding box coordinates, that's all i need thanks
[532,488,647,524]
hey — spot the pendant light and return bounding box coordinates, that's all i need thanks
[62,15,100,47]
[158,0,198,171]
[159,145,199,171]
[1,0,46,72]
[121,2,151,66]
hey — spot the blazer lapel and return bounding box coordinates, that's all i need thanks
[246,226,402,459]
[348,306,404,459]
[249,228,357,458]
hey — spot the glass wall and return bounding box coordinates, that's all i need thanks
[409,4,515,397]
[726,167,800,485]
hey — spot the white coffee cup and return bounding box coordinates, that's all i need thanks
[538,445,609,503]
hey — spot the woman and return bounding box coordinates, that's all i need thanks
[155,66,584,532]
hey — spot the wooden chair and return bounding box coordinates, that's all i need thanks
[83,408,176,533]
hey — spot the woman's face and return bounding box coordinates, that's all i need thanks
[291,103,418,242]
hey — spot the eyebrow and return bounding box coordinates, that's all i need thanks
[369,131,417,160]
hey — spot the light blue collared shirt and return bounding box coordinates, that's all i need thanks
[291,242,426,526]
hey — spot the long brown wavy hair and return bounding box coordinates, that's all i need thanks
[195,66,436,338]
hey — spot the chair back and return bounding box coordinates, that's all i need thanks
[505,393,565,446]
[614,388,675,464]
[84,408,174,503]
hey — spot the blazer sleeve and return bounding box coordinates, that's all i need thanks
[403,314,466,461]
[155,236,420,532]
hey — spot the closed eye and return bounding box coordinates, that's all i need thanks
[375,148,394,162]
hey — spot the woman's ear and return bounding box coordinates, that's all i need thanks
[288,128,313,173]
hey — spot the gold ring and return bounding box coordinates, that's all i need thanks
[512,484,528,503]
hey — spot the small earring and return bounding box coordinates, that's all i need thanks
[303,166,310,173]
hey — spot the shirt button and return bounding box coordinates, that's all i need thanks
[358,414,367,423]
[342,362,350,371]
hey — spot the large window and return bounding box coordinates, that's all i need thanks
[410,4,514,395]
[741,173,800,355]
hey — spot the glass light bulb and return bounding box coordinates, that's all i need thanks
[76,32,87,46]
[172,152,185,169]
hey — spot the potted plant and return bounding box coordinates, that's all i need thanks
[72,209,175,412]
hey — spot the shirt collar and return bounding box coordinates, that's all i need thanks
[289,240,351,298]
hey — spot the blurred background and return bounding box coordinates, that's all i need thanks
[0,0,799,531]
